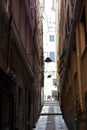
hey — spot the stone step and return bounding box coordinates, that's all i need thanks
[40,113,62,116]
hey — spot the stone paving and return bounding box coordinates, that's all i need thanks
[33,101,68,130]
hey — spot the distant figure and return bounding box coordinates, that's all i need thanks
[47,95,52,101]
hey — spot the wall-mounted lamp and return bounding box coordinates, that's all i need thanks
[44,57,52,62]
[39,16,45,20]
[47,75,51,78]
[37,16,45,24]
[26,50,52,63]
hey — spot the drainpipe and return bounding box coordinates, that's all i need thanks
[32,29,36,128]
[33,1,37,127]
[7,14,12,68]
[7,0,12,68]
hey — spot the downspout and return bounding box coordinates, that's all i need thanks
[32,12,36,129]
[7,13,12,68]
[7,0,12,68]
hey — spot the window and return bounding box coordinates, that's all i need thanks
[49,35,54,42]
[53,79,57,86]
[52,71,55,76]
[50,52,55,62]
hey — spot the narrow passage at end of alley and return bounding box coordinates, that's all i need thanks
[33,101,68,130]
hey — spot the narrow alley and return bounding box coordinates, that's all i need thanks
[1,0,87,130]
[33,101,68,130]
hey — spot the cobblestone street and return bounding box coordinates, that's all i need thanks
[33,101,68,130]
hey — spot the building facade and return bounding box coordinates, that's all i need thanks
[43,0,57,101]
[0,0,43,130]
[57,0,87,129]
